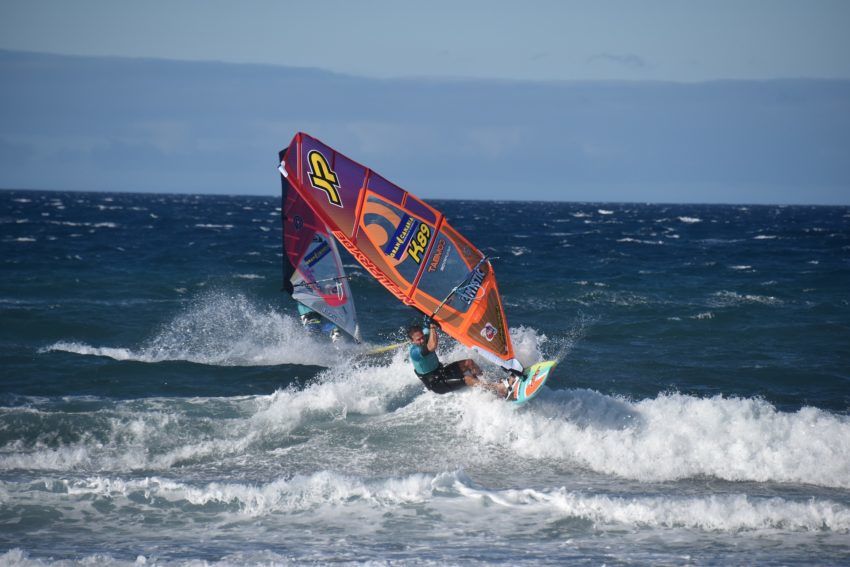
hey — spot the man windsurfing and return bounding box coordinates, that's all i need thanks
[296,301,342,342]
[408,317,514,397]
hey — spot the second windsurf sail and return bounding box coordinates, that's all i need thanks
[281,150,361,342]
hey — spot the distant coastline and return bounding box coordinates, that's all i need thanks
[2,49,849,204]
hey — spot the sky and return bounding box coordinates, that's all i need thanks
[1,0,850,82]
[1,1,849,204]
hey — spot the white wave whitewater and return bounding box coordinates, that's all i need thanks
[44,291,361,367]
[7,335,850,490]
[462,389,850,488]
[6,470,847,532]
[3,363,849,563]
[8,290,850,563]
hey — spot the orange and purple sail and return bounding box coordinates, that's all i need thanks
[278,132,522,373]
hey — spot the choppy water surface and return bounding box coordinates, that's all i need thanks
[1,190,849,565]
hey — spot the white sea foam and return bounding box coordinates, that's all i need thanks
[0,351,417,472]
[27,313,850,491]
[24,325,547,473]
[598,209,614,215]
[43,291,549,374]
[248,349,417,436]
[45,220,119,228]
[7,365,850,492]
[1,412,242,473]
[617,237,663,245]
[460,390,850,488]
[45,343,139,361]
[574,289,648,308]
[49,471,435,516]
[45,291,355,367]
[522,488,850,531]
[510,246,530,256]
[678,217,702,223]
[710,291,781,306]
[26,469,850,532]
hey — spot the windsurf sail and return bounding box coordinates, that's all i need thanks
[280,149,361,342]
[278,133,522,373]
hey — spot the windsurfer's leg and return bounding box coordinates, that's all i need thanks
[490,378,509,398]
[427,364,467,394]
[458,358,482,377]
[469,369,519,398]
[457,358,507,393]
[458,374,512,398]
[463,374,480,388]
[431,378,467,394]
[441,361,514,398]
[440,362,477,390]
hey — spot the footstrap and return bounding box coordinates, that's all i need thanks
[503,376,517,400]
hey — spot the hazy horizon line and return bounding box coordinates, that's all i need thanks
[3,186,846,208]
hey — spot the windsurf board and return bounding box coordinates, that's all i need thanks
[509,360,557,404]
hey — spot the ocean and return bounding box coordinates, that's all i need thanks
[1,188,849,565]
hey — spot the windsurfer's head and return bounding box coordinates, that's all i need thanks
[407,324,425,345]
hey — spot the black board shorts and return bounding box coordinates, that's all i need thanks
[417,361,467,394]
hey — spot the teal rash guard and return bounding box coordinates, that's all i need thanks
[409,329,440,376]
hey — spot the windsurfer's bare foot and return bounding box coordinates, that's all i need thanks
[497,375,520,399]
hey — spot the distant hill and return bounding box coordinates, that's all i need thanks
[1,49,848,204]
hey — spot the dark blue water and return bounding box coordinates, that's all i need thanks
[2,189,849,566]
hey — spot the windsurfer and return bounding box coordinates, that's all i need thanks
[408,319,513,397]
[297,302,341,342]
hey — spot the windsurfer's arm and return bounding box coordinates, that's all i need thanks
[426,324,438,352]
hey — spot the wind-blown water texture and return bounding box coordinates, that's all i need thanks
[1,190,849,565]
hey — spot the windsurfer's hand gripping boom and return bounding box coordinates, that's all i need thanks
[427,256,495,325]
[422,314,440,330]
